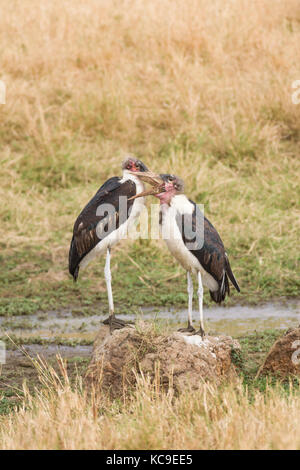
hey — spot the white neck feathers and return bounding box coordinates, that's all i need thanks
[170,194,194,215]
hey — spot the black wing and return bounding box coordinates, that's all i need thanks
[176,200,240,303]
[69,177,136,280]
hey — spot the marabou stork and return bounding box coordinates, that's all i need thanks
[130,173,240,337]
[68,157,154,331]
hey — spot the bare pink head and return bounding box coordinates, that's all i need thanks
[155,174,184,204]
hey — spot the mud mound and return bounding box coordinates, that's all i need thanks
[85,323,240,398]
[257,326,300,378]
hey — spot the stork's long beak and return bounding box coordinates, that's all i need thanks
[128,171,165,200]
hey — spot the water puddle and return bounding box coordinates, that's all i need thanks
[0,300,299,339]
[143,300,300,336]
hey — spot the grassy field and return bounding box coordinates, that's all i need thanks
[0,0,300,450]
[0,0,299,318]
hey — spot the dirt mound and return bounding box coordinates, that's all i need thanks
[257,326,300,378]
[85,323,240,398]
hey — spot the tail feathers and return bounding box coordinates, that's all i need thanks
[225,255,240,292]
[210,256,240,304]
[209,289,222,303]
[209,272,230,303]
[69,236,80,282]
[72,266,79,282]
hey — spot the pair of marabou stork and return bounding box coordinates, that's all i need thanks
[69,157,240,336]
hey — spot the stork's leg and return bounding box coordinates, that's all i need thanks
[178,271,195,333]
[193,271,205,338]
[105,247,114,315]
[102,247,133,332]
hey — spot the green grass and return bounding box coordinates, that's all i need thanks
[1,139,299,318]
[0,335,94,349]
[0,391,21,416]
[1,102,299,318]
[233,330,282,392]
[0,226,298,317]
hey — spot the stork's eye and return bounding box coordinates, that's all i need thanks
[168,176,174,183]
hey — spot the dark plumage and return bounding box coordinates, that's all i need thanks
[68,156,150,332]
[69,177,136,281]
[132,171,241,336]
[176,200,240,303]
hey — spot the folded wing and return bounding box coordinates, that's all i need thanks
[176,200,240,302]
[69,177,136,280]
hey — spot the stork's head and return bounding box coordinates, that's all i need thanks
[159,174,184,193]
[154,174,184,204]
[122,156,148,173]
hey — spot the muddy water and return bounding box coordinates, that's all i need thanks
[0,301,299,388]
[1,300,299,340]
[146,301,300,336]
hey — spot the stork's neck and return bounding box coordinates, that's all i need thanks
[170,194,194,214]
[155,190,176,205]
[159,193,194,215]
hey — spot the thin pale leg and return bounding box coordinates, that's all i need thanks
[194,271,205,337]
[178,271,195,333]
[187,271,193,327]
[102,247,133,332]
[105,247,114,315]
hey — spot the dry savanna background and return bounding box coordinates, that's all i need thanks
[0,0,300,450]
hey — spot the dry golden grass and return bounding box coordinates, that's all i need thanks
[0,357,300,450]
[2,0,300,150]
[0,0,299,307]
[1,0,300,234]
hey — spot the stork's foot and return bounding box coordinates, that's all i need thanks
[192,327,205,339]
[178,322,196,334]
[103,315,134,333]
